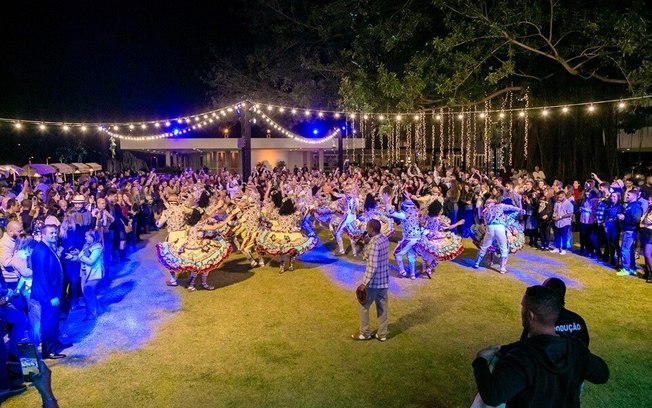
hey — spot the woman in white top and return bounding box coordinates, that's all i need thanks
[67,229,104,320]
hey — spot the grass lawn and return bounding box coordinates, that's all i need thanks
[5,230,651,407]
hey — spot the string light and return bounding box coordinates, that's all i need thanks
[252,108,341,145]
[561,106,569,114]
[39,124,46,131]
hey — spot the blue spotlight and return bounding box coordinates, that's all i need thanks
[312,128,319,135]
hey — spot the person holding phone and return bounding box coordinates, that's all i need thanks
[66,230,104,320]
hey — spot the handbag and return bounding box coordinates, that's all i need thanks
[122,219,133,234]
[355,284,367,305]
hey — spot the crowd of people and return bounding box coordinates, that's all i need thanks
[0,158,644,403]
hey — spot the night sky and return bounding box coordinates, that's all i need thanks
[0,2,246,164]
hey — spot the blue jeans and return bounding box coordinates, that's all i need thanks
[554,225,571,250]
[621,230,637,270]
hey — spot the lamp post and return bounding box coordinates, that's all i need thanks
[46,156,51,165]
[28,156,34,186]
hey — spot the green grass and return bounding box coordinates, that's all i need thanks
[6,232,651,408]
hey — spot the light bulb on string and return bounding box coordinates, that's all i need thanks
[435,114,441,121]
[14,122,22,130]
[413,114,420,121]
[38,124,46,131]
[62,125,70,132]
[541,109,549,117]
[518,111,525,118]
[561,106,569,114]
[334,113,341,118]
[141,124,147,130]
[291,109,297,115]
[618,101,626,110]
[498,112,505,119]
[81,125,87,132]
[379,115,385,121]
[588,105,595,113]
[129,124,134,130]
[457,114,463,120]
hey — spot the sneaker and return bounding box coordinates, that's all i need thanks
[288,263,294,271]
[258,260,265,267]
[549,248,559,253]
[279,265,285,274]
[374,333,387,342]
[166,280,178,287]
[559,250,567,255]
[250,260,258,268]
[499,268,508,274]
[351,333,372,341]
[187,286,197,292]
[410,274,416,280]
[616,268,630,276]
[472,263,480,269]
[628,269,637,276]
[201,284,216,291]
[398,271,407,278]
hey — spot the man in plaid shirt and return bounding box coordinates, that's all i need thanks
[353,219,390,342]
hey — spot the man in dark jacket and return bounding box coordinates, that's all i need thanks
[473,285,609,407]
[520,278,590,347]
[31,224,68,359]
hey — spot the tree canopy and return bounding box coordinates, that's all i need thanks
[204,0,652,110]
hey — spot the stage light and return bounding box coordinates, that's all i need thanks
[313,129,319,135]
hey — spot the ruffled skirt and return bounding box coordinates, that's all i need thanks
[415,231,464,261]
[256,229,318,257]
[157,236,232,274]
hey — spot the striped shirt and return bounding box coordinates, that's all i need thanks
[362,234,390,289]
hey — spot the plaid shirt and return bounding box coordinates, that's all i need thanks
[362,234,390,289]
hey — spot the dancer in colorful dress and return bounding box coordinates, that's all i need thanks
[232,193,265,268]
[383,191,422,279]
[155,194,192,287]
[357,193,395,239]
[333,186,362,256]
[473,199,525,274]
[157,207,235,291]
[256,197,319,273]
[415,200,465,278]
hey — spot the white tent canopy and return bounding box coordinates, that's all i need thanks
[70,163,91,173]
